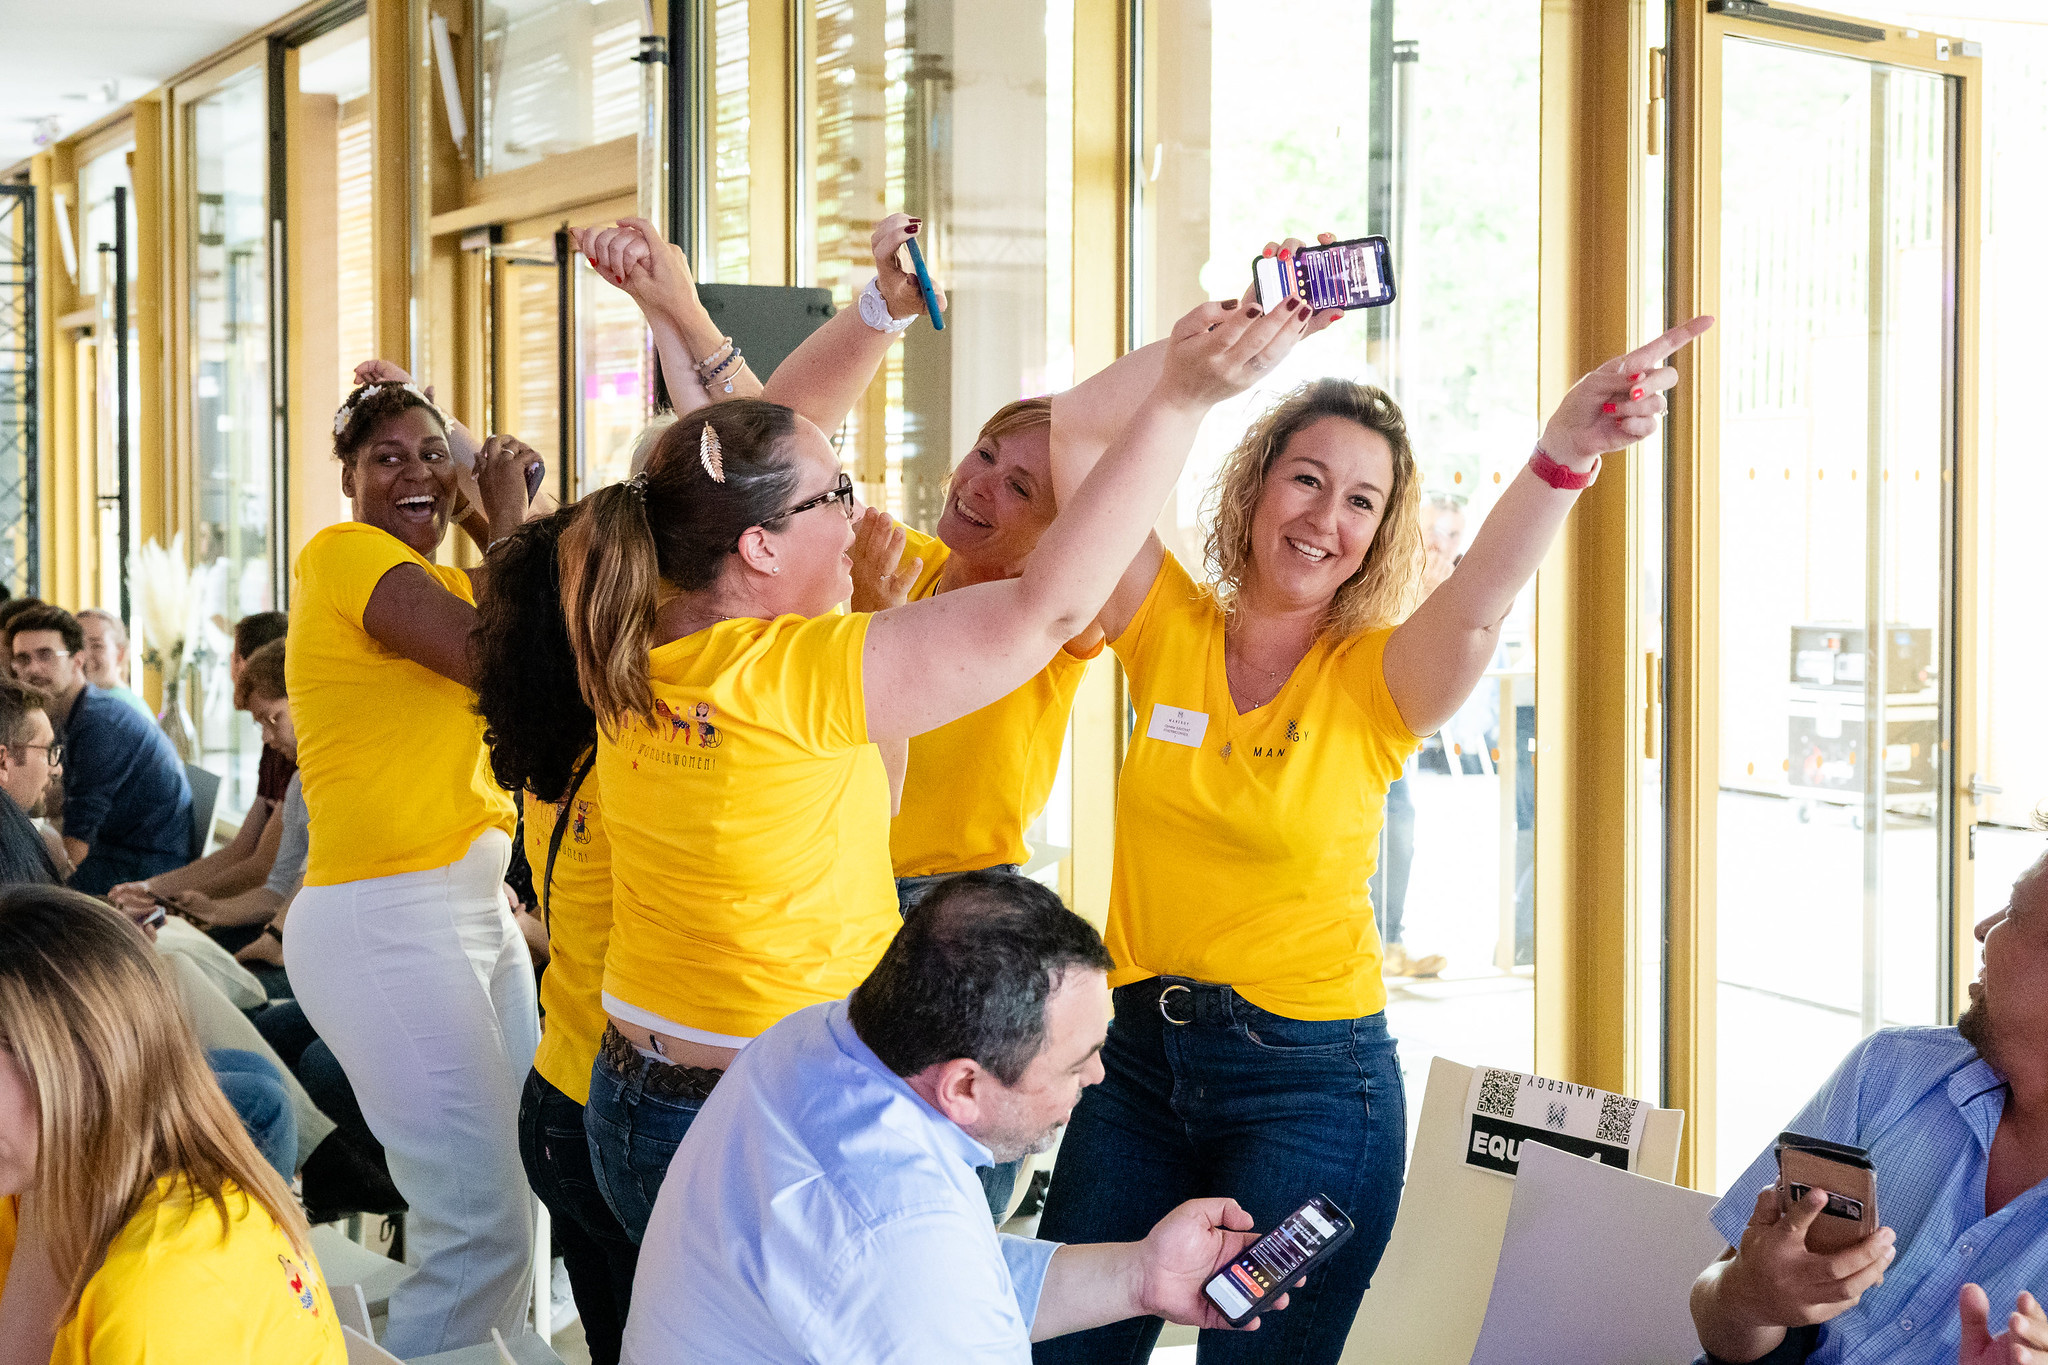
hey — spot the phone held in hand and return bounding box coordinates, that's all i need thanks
[1203,1194,1354,1328]
[140,904,168,932]
[525,459,546,503]
[1252,236,1396,314]
[1774,1131,1879,1255]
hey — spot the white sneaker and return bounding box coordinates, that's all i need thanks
[550,1257,580,1332]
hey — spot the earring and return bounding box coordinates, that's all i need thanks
[771,566,781,575]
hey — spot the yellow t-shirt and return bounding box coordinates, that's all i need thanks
[1107,553,1422,1020]
[889,526,1100,877]
[526,760,613,1105]
[287,522,516,885]
[0,1179,345,1365]
[597,611,897,1040]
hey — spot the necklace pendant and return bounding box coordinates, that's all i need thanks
[1219,741,1233,759]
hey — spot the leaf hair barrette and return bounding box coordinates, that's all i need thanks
[699,422,726,483]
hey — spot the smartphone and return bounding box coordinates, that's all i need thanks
[525,459,546,503]
[1775,1131,1878,1255]
[1252,235,1397,314]
[905,235,945,332]
[140,904,168,932]
[1203,1195,1354,1328]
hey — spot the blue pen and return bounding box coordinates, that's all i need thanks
[905,234,945,332]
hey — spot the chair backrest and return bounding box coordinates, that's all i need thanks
[1342,1056,1686,1365]
[340,1326,403,1365]
[184,762,221,861]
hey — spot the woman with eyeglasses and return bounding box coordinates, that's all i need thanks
[552,280,1314,1240]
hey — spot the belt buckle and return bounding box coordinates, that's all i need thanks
[1158,982,1193,1026]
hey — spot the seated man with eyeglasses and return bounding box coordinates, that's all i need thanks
[0,675,68,883]
[7,605,193,894]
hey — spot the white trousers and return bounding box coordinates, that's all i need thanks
[286,828,539,1357]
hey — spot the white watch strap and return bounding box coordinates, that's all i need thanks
[859,277,918,334]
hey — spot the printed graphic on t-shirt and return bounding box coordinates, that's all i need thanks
[630,701,723,772]
[278,1253,322,1316]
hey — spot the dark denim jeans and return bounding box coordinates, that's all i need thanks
[1033,978,1407,1365]
[583,1044,709,1244]
[519,1069,639,1365]
[897,869,1024,1224]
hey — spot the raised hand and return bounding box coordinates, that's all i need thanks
[1722,1186,1895,1329]
[849,507,923,613]
[1136,1198,1293,1333]
[1538,314,1714,470]
[475,434,542,539]
[1155,295,1313,410]
[352,358,418,392]
[572,218,700,325]
[871,213,944,322]
[1961,1284,2048,1365]
[1250,232,1349,335]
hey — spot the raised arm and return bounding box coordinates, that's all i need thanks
[573,218,761,410]
[864,296,1317,742]
[760,215,940,435]
[1383,315,1713,736]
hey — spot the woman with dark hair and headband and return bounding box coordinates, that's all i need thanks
[281,377,543,1356]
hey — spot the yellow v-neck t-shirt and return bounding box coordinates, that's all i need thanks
[525,758,613,1105]
[1107,553,1422,1021]
[0,1179,345,1365]
[596,611,897,1041]
[888,525,1100,877]
[287,522,515,886]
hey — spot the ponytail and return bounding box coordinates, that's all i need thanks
[560,482,662,731]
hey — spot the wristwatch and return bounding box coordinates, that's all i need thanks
[857,277,918,335]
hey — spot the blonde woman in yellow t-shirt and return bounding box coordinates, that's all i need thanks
[0,885,344,1365]
[552,262,1314,1240]
[1030,242,1712,1362]
[282,377,543,1356]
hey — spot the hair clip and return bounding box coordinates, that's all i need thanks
[699,423,726,483]
[333,380,443,437]
[625,472,649,500]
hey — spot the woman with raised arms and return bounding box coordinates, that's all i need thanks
[1029,235,1710,1364]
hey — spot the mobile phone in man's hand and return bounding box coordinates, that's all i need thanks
[1203,1194,1353,1327]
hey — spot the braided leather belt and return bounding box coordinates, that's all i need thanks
[600,1023,726,1102]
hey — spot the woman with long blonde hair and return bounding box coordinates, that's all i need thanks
[0,884,344,1363]
[1030,230,1711,1363]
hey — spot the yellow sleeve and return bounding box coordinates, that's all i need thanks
[1334,626,1425,762]
[1107,551,1189,673]
[0,1195,16,1290]
[302,523,427,631]
[742,612,874,755]
[899,524,947,599]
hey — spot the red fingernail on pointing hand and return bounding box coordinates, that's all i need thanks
[1603,402,1618,414]
[1631,388,1644,400]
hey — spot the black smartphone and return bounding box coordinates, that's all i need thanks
[525,460,546,503]
[140,904,167,932]
[1203,1195,1354,1328]
[1252,235,1396,313]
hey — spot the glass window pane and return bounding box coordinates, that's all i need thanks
[710,0,753,283]
[1134,0,1543,1107]
[479,0,643,176]
[498,242,562,484]
[577,255,650,493]
[1713,39,1950,1189]
[190,66,274,813]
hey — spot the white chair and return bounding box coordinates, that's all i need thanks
[405,1330,567,1365]
[341,1325,404,1365]
[312,1224,409,1330]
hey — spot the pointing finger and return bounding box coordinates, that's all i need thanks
[1616,314,1714,375]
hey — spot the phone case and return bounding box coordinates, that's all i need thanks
[1204,1196,1354,1327]
[1249,236,1397,313]
[1775,1133,1878,1255]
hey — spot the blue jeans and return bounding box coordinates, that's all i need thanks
[584,1042,710,1244]
[520,1069,639,1365]
[1032,978,1407,1365]
[209,1048,297,1179]
[897,869,1024,1224]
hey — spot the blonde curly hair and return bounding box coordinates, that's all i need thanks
[1201,378,1425,640]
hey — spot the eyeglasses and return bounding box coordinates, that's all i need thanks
[766,473,856,527]
[11,647,68,669]
[13,741,63,766]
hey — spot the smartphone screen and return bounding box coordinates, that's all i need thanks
[1250,236,1396,313]
[1203,1195,1353,1326]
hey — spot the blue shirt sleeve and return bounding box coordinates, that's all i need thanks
[798,1211,1039,1363]
[997,1234,1061,1329]
[1711,1032,1882,1247]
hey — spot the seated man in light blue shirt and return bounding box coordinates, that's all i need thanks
[622,870,1295,1363]
[1690,849,2048,1365]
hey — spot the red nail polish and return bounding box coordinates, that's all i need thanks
[1262,245,1277,258]
[1631,388,1644,400]
[1279,248,1293,261]
[1602,402,1617,414]
[907,223,919,233]
[1246,306,1263,319]
[1221,299,1239,310]
[1631,372,1644,382]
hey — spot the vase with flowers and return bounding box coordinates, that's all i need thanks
[133,535,200,762]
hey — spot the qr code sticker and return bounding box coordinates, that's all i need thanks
[1477,1069,1520,1120]
[1596,1092,1641,1145]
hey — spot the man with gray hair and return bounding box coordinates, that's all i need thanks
[76,608,152,719]
[623,870,1296,1362]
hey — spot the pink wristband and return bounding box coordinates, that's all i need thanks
[1529,447,1600,491]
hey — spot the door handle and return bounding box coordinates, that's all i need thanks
[1968,773,2002,804]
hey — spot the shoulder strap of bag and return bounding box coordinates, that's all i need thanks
[542,747,597,933]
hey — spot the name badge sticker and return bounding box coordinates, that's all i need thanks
[1146,703,1211,748]
[1460,1066,1648,1179]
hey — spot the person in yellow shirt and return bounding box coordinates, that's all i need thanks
[549,216,1315,1241]
[471,508,637,1365]
[0,884,343,1365]
[282,374,543,1357]
[1030,233,1713,1364]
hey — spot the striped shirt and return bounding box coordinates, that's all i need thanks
[1713,1027,2048,1365]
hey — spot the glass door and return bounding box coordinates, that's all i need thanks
[1669,5,1977,1191]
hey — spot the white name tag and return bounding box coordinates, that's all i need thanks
[1145,703,1210,748]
